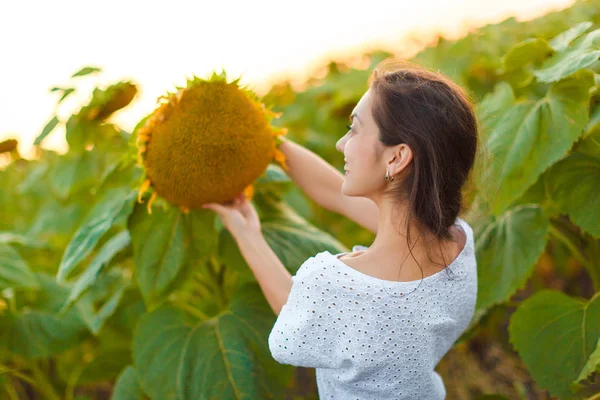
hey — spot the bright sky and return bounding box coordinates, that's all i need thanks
[0,0,575,157]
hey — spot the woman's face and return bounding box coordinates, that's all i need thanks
[336,89,385,198]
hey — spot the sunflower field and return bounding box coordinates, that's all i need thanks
[1,0,600,399]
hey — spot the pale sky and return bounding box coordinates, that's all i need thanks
[0,0,575,157]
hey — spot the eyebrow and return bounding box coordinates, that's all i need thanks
[350,113,361,124]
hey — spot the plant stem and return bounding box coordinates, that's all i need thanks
[207,256,227,308]
[587,391,600,400]
[549,219,600,291]
[172,300,209,321]
[193,272,215,296]
[28,360,61,400]
[584,235,600,292]
[4,380,21,400]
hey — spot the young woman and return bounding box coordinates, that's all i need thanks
[202,58,479,400]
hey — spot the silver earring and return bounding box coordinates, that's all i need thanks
[385,170,395,181]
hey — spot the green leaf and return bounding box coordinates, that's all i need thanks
[501,38,554,72]
[487,70,594,214]
[133,282,290,399]
[499,38,554,87]
[71,66,102,78]
[65,114,91,150]
[571,337,600,392]
[575,123,600,158]
[0,244,38,290]
[34,116,59,145]
[111,366,146,400]
[74,269,129,334]
[60,231,130,314]
[544,152,600,238]
[219,190,346,280]
[57,189,136,283]
[549,21,593,52]
[58,88,76,104]
[509,290,600,399]
[106,287,146,338]
[476,81,515,141]
[128,204,209,306]
[75,347,133,385]
[0,232,47,249]
[475,205,549,313]
[0,273,88,359]
[49,150,102,200]
[534,29,600,83]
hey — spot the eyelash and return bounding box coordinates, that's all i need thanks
[346,124,355,134]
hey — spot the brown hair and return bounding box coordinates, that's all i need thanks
[368,58,479,276]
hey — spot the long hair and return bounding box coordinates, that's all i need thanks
[368,58,479,274]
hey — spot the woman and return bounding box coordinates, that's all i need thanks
[203,58,479,400]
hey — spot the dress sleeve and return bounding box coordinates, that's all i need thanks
[268,252,342,369]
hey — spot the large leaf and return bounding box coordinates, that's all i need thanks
[534,28,600,83]
[487,70,594,215]
[0,244,38,290]
[548,22,593,52]
[509,290,600,399]
[128,203,216,307]
[571,337,600,394]
[112,366,147,400]
[57,189,136,283]
[501,38,554,72]
[74,268,130,334]
[475,205,549,314]
[77,347,132,384]
[475,81,516,144]
[49,150,102,200]
[219,189,347,279]
[0,273,88,359]
[60,230,131,313]
[133,282,290,399]
[499,38,554,87]
[544,152,600,238]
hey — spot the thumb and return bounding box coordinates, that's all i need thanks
[202,203,225,213]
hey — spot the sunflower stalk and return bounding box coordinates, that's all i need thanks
[549,217,600,291]
[27,360,61,400]
[4,381,20,400]
[207,256,227,308]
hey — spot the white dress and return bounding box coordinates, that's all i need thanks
[268,217,478,399]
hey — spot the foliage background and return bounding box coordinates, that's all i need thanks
[1,0,600,399]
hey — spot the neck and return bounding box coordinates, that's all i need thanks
[368,196,437,265]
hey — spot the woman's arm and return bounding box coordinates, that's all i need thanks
[235,233,292,316]
[279,139,378,234]
[278,139,345,212]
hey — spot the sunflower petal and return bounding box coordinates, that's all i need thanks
[273,147,290,172]
[138,179,151,203]
[147,192,158,214]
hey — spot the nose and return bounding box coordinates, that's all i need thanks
[336,135,346,153]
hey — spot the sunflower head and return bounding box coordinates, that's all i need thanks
[0,139,18,154]
[135,71,288,214]
[81,81,138,121]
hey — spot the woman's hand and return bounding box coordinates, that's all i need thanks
[201,192,261,240]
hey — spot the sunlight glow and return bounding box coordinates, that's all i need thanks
[0,0,576,157]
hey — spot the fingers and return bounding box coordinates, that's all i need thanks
[202,192,246,211]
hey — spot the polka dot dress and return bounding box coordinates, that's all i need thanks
[268,217,477,400]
